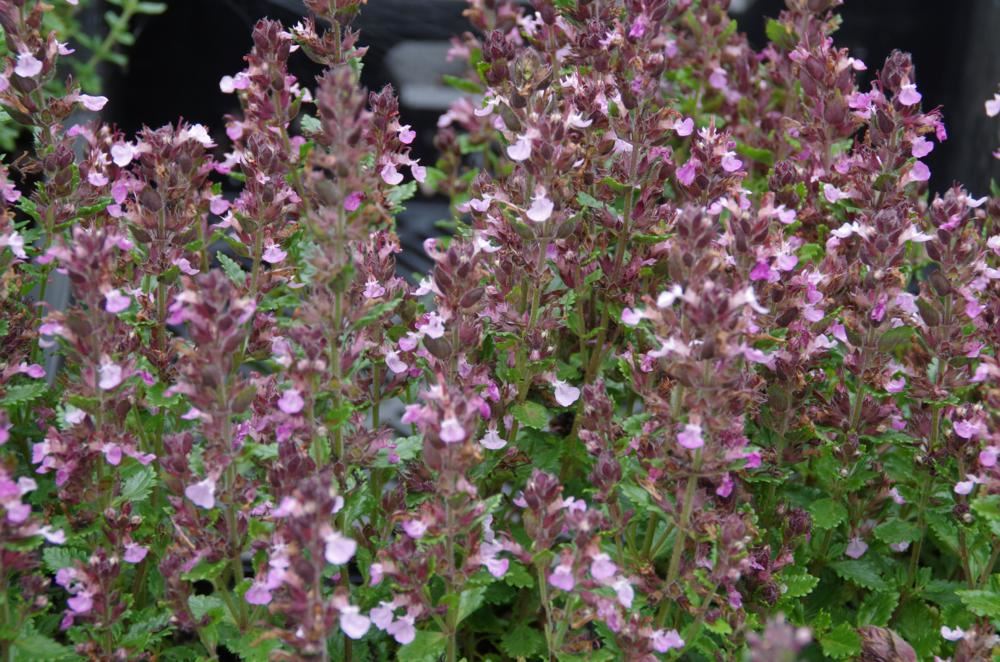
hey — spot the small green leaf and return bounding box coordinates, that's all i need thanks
[503,562,534,589]
[511,402,549,429]
[765,18,797,50]
[735,142,775,166]
[874,519,921,545]
[441,74,483,94]
[808,498,847,530]
[780,571,820,599]
[457,587,486,624]
[820,623,862,659]
[42,547,86,574]
[857,591,899,627]
[1,382,48,408]
[576,191,606,210]
[216,252,246,285]
[115,466,156,506]
[11,633,75,661]
[956,589,1000,618]
[878,326,914,353]
[397,631,447,662]
[187,595,227,622]
[500,624,546,658]
[829,560,890,591]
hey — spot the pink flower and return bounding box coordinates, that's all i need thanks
[652,629,685,652]
[940,626,965,642]
[677,422,704,450]
[402,519,428,539]
[340,606,371,639]
[174,257,200,275]
[673,117,694,136]
[954,475,980,495]
[363,277,386,299]
[323,529,357,564]
[385,350,408,374]
[676,159,698,186]
[262,242,287,264]
[506,134,532,161]
[18,363,45,379]
[209,196,230,215]
[98,360,123,390]
[479,427,506,450]
[124,543,148,564]
[245,582,272,605]
[78,94,107,111]
[526,189,554,223]
[418,311,445,339]
[103,443,122,466]
[845,537,868,559]
[185,479,216,509]
[708,68,727,90]
[277,389,304,415]
[110,143,135,167]
[621,307,644,326]
[67,593,93,614]
[823,183,848,203]
[15,52,43,78]
[721,152,743,172]
[104,289,131,313]
[979,446,998,467]
[885,377,906,393]
[386,615,416,645]
[0,231,26,258]
[345,191,363,211]
[954,419,982,440]
[549,563,575,591]
[911,136,934,158]
[440,416,466,443]
[903,160,931,185]
[987,93,1000,118]
[898,82,921,106]
[552,379,580,407]
[614,578,634,608]
[380,163,403,185]
[398,124,416,144]
[590,553,617,581]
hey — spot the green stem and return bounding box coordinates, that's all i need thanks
[659,452,702,628]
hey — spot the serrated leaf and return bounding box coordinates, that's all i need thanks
[42,547,86,573]
[878,326,914,353]
[857,591,899,626]
[441,74,483,94]
[187,595,226,622]
[972,494,1000,537]
[956,589,1000,618]
[115,466,156,506]
[780,571,819,599]
[216,252,246,285]
[12,633,75,661]
[765,18,797,50]
[387,180,418,209]
[299,114,322,136]
[503,562,534,589]
[820,623,861,659]
[511,401,549,430]
[500,624,546,658]
[182,559,228,584]
[735,142,775,166]
[397,631,447,662]
[1,382,47,408]
[829,560,890,591]
[808,498,847,529]
[874,519,921,545]
[576,191,606,210]
[457,587,485,624]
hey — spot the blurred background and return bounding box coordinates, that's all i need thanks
[93,0,1000,275]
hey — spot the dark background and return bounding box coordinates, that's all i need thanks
[99,0,1000,274]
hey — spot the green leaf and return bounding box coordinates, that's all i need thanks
[1,382,48,408]
[187,595,227,622]
[829,560,890,591]
[780,571,819,599]
[299,113,322,136]
[182,559,229,584]
[397,631,447,662]
[808,498,847,530]
[956,589,1000,618]
[765,18,797,50]
[42,547,86,574]
[441,74,483,94]
[972,494,1000,537]
[874,519,921,545]
[387,180,418,210]
[216,252,246,286]
[500,623,546,658]
[457,587,486,624]
[820,624,862,659]
[735,142,774,166]
[857,591,899,627]
[115,466,156,506]
[576,191,607,210]
[878,326,914,353]
[511,402,549,430]
[11,633,75,661]
[503,562,534,589]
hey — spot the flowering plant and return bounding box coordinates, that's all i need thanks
[1,0,1000,659]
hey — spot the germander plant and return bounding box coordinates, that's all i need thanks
[0,0,999,659]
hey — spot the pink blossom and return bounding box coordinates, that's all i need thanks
[323,529,357,564]
[185,478,216,509]
[716,473,734,498]
[677,422,704,450]
[98,360,123,390]
[262,242,287,264]
[15,52,43,78]
[418,312,446,339]
[940,626,965,642]
[386,615,416,644]
[104,289,131,313]
[78,94,107,111]
[18,363,45,379]
[845,537,868,559]
[552,379,580,407]
[411,163,426,182]
[889,487,906,505]
[708,68,727,90]
[954,419,982,440]
[173,257,200,275]
[440,416,466,443]
[277,389,304,415]
[823,183,848,203]
[402,519,428,539]
[903,160,931,185]
[911,136,934,158]
[657,284,684,308]
[110,143,135,168]
[245,582,272,605]
[898,82,922,106]
[979,446,998,467]
[385,350,408,374]
[750,261,777,282]
[339,606,371,639]
[103,443,122,466]
[506,134,532,161]
[954,475,980,495]
[209,196,230,215]
[590,553,617,581]
[885,376,906,393]
[721,152,743,172]
[673,117,694,136]
[124,543,148,563]
[344,191,363,211]
[363,277,386,299]
[380,163,404,185]
[0,231,27,259]
[549,563,575,591]
[987,93,1000,117]
[479,427,506,450]
[397,124,416,144]
[621,307,644,326]
[651,629,685,652]
[67,593,93,614]
[526,189,554,223]
[676,159,698,186]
